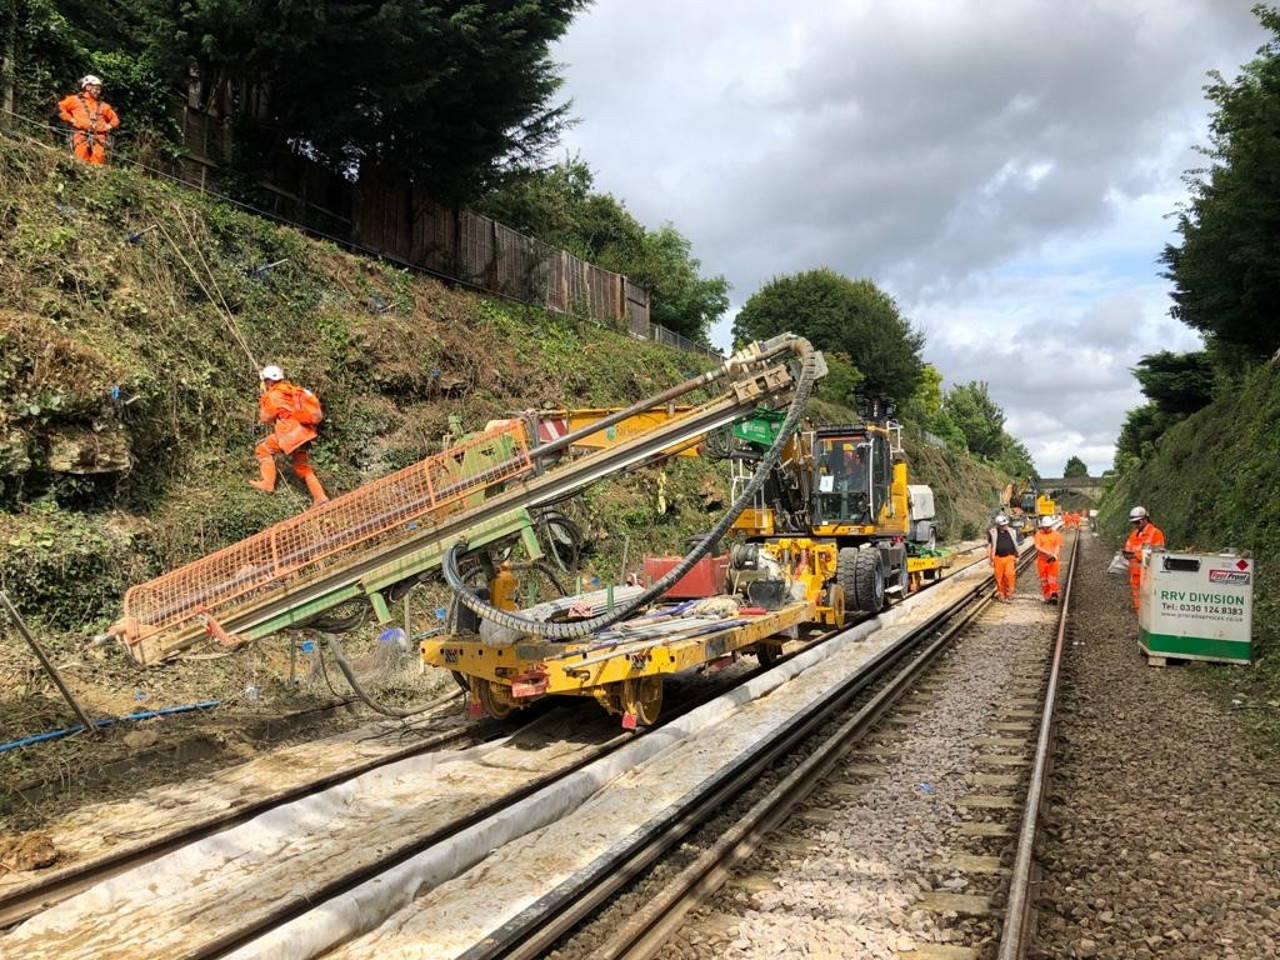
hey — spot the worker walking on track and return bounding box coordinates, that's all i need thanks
[1122,505,1164,613]
[57,75,120,166]
[1033,516,1063,604]
[250,365,329,506]
[988,514,1020,602]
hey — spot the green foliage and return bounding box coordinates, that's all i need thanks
[144,0,589,198]
[1100,360,1280,698]
[1063,455,1089,478]
[943,381,1006,460]
[732,268,924,405]
[816,353,864,409]
[8,0,176,136]
[1112,350,1217,470]
[1133,350,1216,415]
[1162,4,1280,364]
[479,158,729,341]
[941,380,1034,477]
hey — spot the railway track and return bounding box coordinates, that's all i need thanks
[1,548,995,960]
[553,535,1076,960]
[0,696,488,930]
[0,584,896,959]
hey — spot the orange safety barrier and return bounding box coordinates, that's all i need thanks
[120,421,532,641]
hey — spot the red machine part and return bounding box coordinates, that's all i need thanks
[642,553,730,599]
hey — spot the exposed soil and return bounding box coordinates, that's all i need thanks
[1032,533,1280,960]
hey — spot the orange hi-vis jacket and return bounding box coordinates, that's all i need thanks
[259,381,322,454]
[1124,521,1166,608]
[58,93,119,135]
[1033,527,1062,561]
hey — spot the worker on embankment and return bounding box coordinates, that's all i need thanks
[1122,506,1164,613]
[249,365,329,506]
[1033,516,1063,604]
[57,75,120,166]
[988,514,1019,603]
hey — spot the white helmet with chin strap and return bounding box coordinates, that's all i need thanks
[80,74,103,89]
[1128,505,1148,522]
[260,364,284,382]
[994,514,1009,526]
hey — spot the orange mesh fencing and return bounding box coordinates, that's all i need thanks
[122,421,532,638]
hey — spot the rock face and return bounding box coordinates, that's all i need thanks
[43,423,131,474]
[0,428,32,474]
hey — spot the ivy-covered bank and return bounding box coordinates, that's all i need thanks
[1099,359,1280,739]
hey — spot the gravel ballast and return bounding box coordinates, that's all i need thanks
[1032,533,1280,960]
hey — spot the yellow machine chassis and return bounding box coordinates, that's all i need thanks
[422,601,815,725]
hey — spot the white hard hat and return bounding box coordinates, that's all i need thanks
[80,74,102,88]
[1040,515,1055,528]
[1128,506,1148,522]
[995,514,1009,526]
[260,364,284,381]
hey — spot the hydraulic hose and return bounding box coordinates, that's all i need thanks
[323,633,460,718]
[443,341,820,639]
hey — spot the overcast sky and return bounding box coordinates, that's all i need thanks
[552,0,1267,475]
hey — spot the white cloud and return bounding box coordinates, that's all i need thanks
[552,0,1266,474]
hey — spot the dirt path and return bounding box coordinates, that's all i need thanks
[1033,533,1280,960]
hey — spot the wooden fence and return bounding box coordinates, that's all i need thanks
[170,102,692,345]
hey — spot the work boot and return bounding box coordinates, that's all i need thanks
[248,456,277,493]
[303,472,329,506]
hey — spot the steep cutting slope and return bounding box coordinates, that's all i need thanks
[0,134,1010,790]
[1099,359,1280,730]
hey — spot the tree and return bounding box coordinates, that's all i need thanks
[943,381,1006,461]
[1063,455,1089,478]
[1131,351,1215,415]
[732,269,924,405]
[996,434,1036,480]
[1161,4,1280,364]
[1114,403,1164,470]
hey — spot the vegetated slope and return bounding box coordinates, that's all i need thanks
[1099,359,1280,709]
[0,134,1006,727]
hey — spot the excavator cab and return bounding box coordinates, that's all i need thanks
[811,429,882,527]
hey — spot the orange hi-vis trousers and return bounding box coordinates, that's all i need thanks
[1037,555,1060,599]
[993,554,1017,600]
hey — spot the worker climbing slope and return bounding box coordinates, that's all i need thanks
[250,365,329,506]
[1122,505,1165,613]
[1033,515,1062,603]
[988,513,1019,602]
[57,74,120,165]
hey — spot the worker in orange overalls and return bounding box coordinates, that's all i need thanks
[57,75,120,166]
[987,514,1019,602]
[1033,516,1063,604]
[250,365,329,506]
[1122,505,1165,613]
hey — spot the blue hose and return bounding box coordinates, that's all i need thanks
[0,700,221,754]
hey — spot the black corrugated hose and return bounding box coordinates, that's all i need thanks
[442,343,820,639]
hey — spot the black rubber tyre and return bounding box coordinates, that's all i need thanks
[839,547,885,614]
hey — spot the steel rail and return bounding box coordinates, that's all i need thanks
[189,624,846,960]
[0,707,491,930]
[459,551,1034,960]
[997,528,1080,960]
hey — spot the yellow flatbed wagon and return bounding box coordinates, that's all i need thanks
[422,600,815,728]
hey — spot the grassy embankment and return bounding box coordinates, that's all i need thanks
[0,132,1009,749]
[1099,359,1280,741]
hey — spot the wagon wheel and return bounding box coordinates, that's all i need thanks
[622,675,663,727]
[472,677,516,719]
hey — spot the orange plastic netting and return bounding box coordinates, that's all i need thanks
[122,422,532,638]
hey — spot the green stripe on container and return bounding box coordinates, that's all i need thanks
[1139,628,1251,663]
